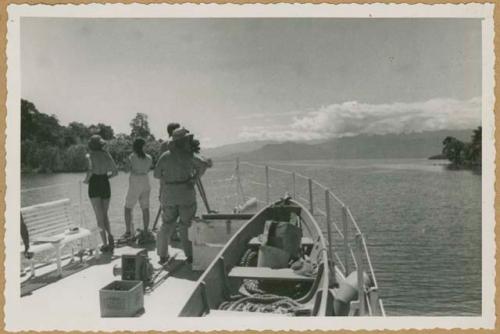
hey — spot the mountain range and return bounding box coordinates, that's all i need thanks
[202,129,474,161]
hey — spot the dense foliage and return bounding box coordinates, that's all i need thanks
[21,99,165,173]
[442,126,482,169]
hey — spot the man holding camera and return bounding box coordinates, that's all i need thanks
[154,127,212,265]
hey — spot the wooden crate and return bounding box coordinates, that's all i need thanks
[99,280,144,317]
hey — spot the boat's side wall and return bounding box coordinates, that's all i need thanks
[179,205,270,316]
[179,199,332,317]
[293,200,331,316]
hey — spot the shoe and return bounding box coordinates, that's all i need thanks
[145,231,156,242]
[159,255,171,266]
[107,235,115,251]
[24,250,34,259]
[100,244,111,252]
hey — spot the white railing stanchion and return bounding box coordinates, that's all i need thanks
[324,190,337,287]
[355,234,366,316]
[308,178,314,214]
[342,205,349,276]
[292,172,296,199]
[235,157,246,202]
[265,165,270,204]
[325,190,333,259]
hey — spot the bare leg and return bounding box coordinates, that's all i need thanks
[102,199,112,234]
[102,198,114,247]
[142,208,150,231]
[90,198,107,245]
[124,207,133,234]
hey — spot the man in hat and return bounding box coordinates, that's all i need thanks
[155,122,182,241]
[154,127,212,265]
[160,122,181,154]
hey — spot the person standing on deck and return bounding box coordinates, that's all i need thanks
[83,135,118,252]
[154,127,212,265]
[122,138,154,243]
[21,214,33,259]
[158,122,181,241]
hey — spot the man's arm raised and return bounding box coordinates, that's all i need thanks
[154,154,165,179]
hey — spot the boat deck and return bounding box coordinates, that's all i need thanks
[18,245,202,330]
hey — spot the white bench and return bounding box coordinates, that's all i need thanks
[21,199,91,277]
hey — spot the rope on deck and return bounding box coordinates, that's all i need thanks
[218,294,301,314]
[219,248,310,315]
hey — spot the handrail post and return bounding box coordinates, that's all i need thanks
[324,190,333,260]
[292,172,296,199]
[342,205,349,276]
[308,178,314,214]
[265,165,270,204]
[325,190,337,287]
[355,234,366,316]
[235,157,245,202]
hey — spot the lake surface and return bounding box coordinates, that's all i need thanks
[21,158,481,316]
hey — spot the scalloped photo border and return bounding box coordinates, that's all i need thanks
[1,2,497,333]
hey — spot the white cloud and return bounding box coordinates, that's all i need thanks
[236,111,304,121]
[238,97,481,142]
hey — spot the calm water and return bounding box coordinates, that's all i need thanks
[21,158,481,316]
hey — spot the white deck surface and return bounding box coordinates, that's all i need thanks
[18,246,202,331]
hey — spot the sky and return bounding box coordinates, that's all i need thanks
[21,18,482,147]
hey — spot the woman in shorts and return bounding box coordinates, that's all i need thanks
[83,135,118,252]
[122,138,153,241]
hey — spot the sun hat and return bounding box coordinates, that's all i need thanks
[167,123,181,137]
[171,127,193,142]
[88,135,106,151]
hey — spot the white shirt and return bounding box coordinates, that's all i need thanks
[129,152,152,175]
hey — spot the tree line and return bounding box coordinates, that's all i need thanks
[442,126,482,169]
[21,99,164,173]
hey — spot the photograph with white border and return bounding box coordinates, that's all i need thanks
[4,3,496,331]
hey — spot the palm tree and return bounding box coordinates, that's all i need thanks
[469,126,482,165]
[442,136,465,166]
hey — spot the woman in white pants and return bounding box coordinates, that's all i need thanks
[123,138,153,239]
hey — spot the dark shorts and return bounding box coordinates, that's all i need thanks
[88,174,111,199]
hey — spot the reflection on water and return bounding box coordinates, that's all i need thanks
[21,158,481,316]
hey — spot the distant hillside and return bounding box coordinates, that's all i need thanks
[223,141,328,161]
[201,140,278,159]
[220,129,474,161]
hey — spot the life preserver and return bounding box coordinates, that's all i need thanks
[335,270,371,303]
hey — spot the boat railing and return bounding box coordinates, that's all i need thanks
[237,160,385,316]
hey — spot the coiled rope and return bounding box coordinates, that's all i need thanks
[218,294,301,314]
[218,248,310,315]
